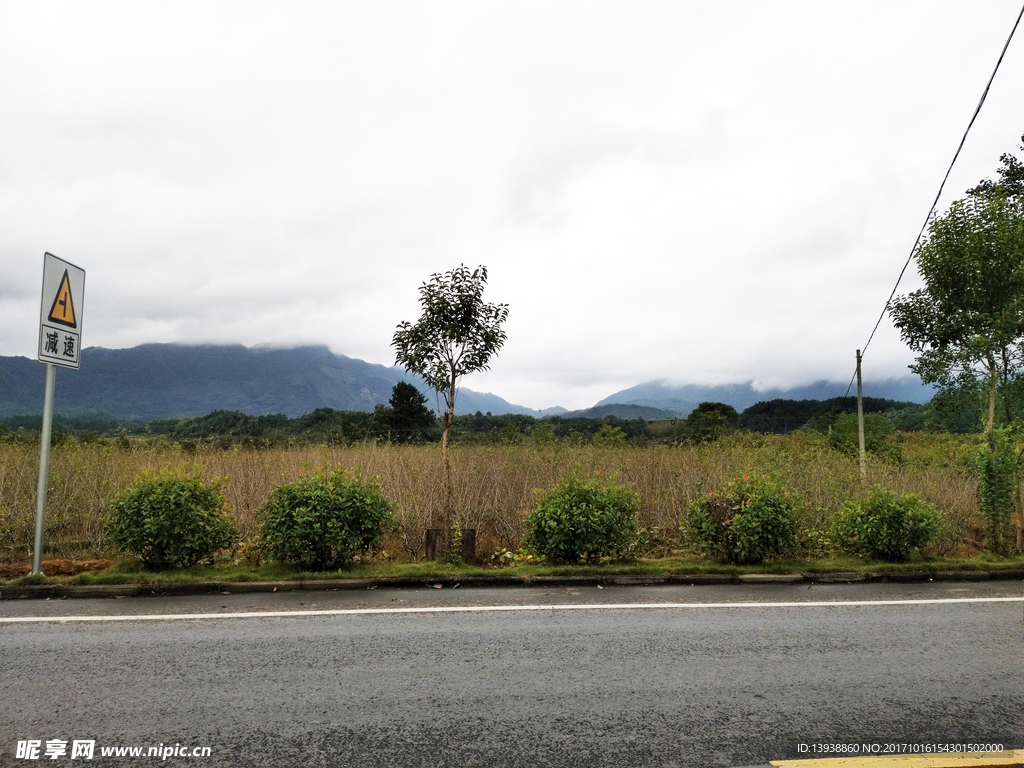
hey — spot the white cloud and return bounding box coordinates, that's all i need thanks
[1,0,1022,410]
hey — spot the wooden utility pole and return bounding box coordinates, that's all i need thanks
[856,349,866,480]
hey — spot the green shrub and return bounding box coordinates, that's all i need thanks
[976,428,1018,554]
[830,487,942,562]
[684,476,799,564]
[526,470,639,563]
[445,520,463,565]
[827,412,900,461]
[258,469,395,571]
[107,468,238,570]
[686,402,741,444]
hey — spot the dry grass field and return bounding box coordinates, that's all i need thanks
[0,429,991,566]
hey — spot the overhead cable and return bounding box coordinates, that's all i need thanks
[844,2,1024,400]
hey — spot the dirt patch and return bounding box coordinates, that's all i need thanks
[0,563,28,579]
[0,559,113,579]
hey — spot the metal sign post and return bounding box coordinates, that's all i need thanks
[32,253,85,575]
[32,364,57,575]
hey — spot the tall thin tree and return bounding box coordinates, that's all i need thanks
[392,265,509,527]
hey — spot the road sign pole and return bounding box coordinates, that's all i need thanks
[33,253,85,574]
[31,363,57,575]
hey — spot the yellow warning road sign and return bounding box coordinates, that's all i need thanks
[47,269,77,328]
[38,252,86,369]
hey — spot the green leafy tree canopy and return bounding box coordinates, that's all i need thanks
[968,133,1024,203]
[392,264,509,527]
[388,381,437,443]
[392,265,509,401]
[889,192,1024,436]
[686,401,741,444]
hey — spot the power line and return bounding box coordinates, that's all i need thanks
[845,2,1024,400]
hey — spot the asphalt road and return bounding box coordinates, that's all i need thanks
[2,581,1021,767]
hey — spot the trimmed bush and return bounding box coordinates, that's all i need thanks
[684,476,799,564]
[107,468,238,570]
[258,470,395,571]
[830,487,942,562]
[526,470,639,563]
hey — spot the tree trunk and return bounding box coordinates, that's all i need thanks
[437,375,457,531]
[441,405,455,530]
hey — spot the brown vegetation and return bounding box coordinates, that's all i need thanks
[0,430,993,565]
[0,558,112,579]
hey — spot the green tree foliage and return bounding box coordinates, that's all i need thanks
[923,383,986,434]
[451,412,538,444]
[642,418,689,443]
[544,415,647,443]
[592,423,627,447]
[686,402,740,443]
[387,382,438,443]
[891,144,1024,550]
[684,476,799,565]
[291,408,383,444]
[976,427,1019,554]
[922,371,1024,434]
[889,190,1024,438]
[392,265,509,527]
[741,399,823,433]
[968,133,1024,203]
[0,414,139,442]
[3,409,662,448]
[258,470,395,571]
[886,403,929,432]
[530,422,557,447]
[826,412,898,460]
[830,487,942,562]
[146,410,293,445]
[107,468,238,569]
[526,470,639,563]
[742,397,917,435]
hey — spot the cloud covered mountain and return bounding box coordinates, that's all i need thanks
[0,344,546,420]
[593,378,934,418]
[0,343,933,422]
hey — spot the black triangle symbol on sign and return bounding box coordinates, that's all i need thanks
[48,269,77,328]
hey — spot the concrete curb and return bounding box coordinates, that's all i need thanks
[738,574,805,583]
[803,572,867,583]
[2,569,1021,600]
[667,573,738,585]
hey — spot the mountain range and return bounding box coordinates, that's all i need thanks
[0,343,933,421]
[588,378,935,419]
[0,344,553,420]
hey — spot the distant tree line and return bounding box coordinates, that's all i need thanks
[740,396,927,434]
[0,385,956,449]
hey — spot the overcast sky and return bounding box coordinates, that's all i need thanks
[2,2,1023,411]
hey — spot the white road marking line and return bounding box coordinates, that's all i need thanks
[1,596,1021,623]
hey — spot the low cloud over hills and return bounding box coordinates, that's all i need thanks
[592,379,934,419]
[0,344,932,422]
[0,344,544,420]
